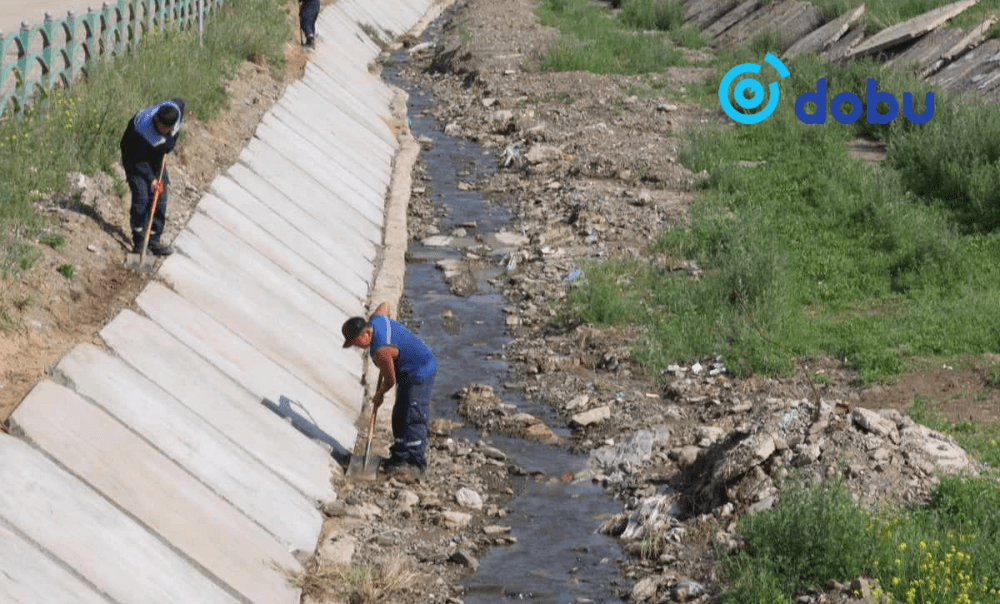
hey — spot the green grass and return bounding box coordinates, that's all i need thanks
[566,42,1000,384]
[0,0,292,298]
[56,263,74,279]
[533,0,706,74]
[39,232,65,249]
[803,0,1000,33]
[722,476,1000,604]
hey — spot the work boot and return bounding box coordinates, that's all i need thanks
[305,35,315,48]
[147,242,175,256]
[382,458,425,481]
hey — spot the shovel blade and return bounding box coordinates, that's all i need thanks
[124,252,157,272]
[347,454,380,481]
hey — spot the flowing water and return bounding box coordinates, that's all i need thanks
[382,18,629,604]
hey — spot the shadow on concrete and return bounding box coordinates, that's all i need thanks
[262,395,350,462]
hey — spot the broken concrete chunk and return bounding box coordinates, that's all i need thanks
[784,4,867,59]
[852,407,900,444]
[847,0,981,59]
[571,405,612,427]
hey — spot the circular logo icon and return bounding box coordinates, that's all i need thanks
[718,53,790,125]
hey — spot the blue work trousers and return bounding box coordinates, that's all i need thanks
[127,172,168,246]
[389,372,434,470]
[299,0,319,38]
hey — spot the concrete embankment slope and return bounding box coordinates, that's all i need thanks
[0,0,438,602]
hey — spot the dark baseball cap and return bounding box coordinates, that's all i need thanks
[341,317,367,347]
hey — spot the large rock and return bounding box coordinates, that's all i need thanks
[570,405,611,427]
[852,407,900,444]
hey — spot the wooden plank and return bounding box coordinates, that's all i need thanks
[785,4,867,59]
[847,0,981,58]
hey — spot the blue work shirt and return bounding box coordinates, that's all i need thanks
[369,315,437,383]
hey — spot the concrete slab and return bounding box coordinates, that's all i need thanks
[239,137,382,249]
[784,4,866,59]
[0,435,243,604]
[821,25,866,62]
[267,101,392,183]
[885,27,968,72]
[10,379,303,604]
[145,256,364,415]
[135,282,360,450]
[297,67,398,149]
[847,0,980,58]
[279,78,395,157]
[210,167,374,292]
[304,48,394,108]
[257,112,390,219]
[304,33,389,101]
[716,1,824,50]
[316,7,383,61]
[49,344,326,556]
[159,244,363,402]
[0,521,110,604]
[929,38,1000,89]
[271,88,393,173]
[706,1,760,39]
[334,0,413,39]
[919,16,997,78]
[197,193,366,317]
[254,112,388,218]
[685,0,740,29]
[179,211,363,344]
[100,309,339,504]
[929,38,1000,92]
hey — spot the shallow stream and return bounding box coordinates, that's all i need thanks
[382,19,629,604]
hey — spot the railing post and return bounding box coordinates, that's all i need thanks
[0,29,13,118]
[15,20,34,117]
[40,12,56,108]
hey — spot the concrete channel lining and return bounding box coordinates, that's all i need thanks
[157,250,363,413]
[0,520,110,604]
[135,280,361,452]
[0,436,245,604]
[209,167,374,291]
[237,138,382,254]
[48,343,326,555]
[195,193,367,317]
[265,103,392,187]
[99,309,339,505]
[181,211,363,343]
[254,115,389,223]
[0,0,438,600]
[10,380,303,604]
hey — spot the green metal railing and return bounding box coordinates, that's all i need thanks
[0,0,224,118]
